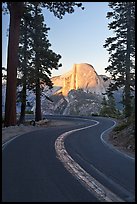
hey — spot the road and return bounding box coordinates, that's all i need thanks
[2,116,135,202]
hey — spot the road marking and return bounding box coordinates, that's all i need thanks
[55,118,125,202]
[2,128,43,151]
[2,134,21,150]
[100,119,135,161]
[2,116,134,201]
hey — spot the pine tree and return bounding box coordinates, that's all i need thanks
[3,2,84,126]
[40,2,84,19]
[100,95,118,118]
[27,2,62,121]
[4,2,24,127]
[17,4,33,124]
[107,95,118,116]
[100,96,108,117]
[17,2,62,122]
[103,2,135,118]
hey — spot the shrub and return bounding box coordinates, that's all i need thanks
[113,123,128,132]
[92,113,99,116]
[2,117,5,123]
[25,110,33,114]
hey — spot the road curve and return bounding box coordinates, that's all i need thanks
[2,116,135,202]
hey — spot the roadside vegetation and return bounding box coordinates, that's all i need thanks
[101,2,135,154]
[109,113,135,154]
[99,96,135,155]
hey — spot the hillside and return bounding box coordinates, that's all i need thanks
[108,117,135,156]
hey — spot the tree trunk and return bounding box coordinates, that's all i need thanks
[35,77,42,121]
[18,17,28,125]
[4,3,24,127]
[34,4,42,122]
[125,2,131,117]
[19,82,26,124]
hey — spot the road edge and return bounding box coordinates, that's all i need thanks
[100,118,135,161]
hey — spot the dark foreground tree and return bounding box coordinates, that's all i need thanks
[100,95,119,118]
[3,2,84,126]
[17,5,33,124]
[104,2,135,117]
[29,3,62,121]
[4,2,24,126]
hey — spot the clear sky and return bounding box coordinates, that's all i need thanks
[2,2,112,77]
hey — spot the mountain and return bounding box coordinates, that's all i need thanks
[45,63,111,115]
[51,63,111,96]
[2,63,123,117]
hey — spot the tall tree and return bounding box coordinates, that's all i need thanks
[100,95,118,118]
[41,2,84,19]
[103,2,135,117]
[4,2,24,127]
[17,5,33,124]
[3,2,84,126]
[29,3,62,121]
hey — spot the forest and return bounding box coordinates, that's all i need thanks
[2,2,135,128]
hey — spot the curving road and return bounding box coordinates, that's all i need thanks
[2,116,135,202]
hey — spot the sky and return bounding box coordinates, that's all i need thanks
[2,2,113,77]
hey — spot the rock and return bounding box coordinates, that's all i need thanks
[35,119,49,126]
[113,135,118,139]
[127,145,132,149]
[51,63,110,96]
[30,120,35,126]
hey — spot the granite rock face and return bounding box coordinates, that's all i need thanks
[46,63,112,115]
[63,89,102,116]
[51,63,110,96]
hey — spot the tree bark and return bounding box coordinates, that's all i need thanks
[18,17,28,124]
[35,77,42,121]
[34,4,42,122]
[4,2,24,127]
[19,81,26,124]
[125,2,132,117]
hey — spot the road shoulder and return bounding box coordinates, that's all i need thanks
[2,119,77,145]
[101,126,135,160]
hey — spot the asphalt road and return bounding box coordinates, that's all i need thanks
[2,116,135,202]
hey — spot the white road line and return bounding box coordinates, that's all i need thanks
[55,118,125,202]
[2,134,21,150]
[2,129,42,151]
[100,118,135,161]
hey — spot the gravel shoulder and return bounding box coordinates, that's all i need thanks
[107,131,135,159]
[2,120,75,145]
